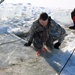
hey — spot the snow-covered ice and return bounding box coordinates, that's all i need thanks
[0,3,75,75]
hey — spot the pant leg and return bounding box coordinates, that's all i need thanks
[52,33,66,43]
[33,37,43,49]
[46,36,54,49]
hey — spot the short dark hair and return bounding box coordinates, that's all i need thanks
[39,12,48,20]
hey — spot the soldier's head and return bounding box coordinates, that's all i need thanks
[39,12,48,27]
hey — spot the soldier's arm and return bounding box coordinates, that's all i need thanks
[28,23,37,43]
[24,23,37,46]
[50,19,66,36]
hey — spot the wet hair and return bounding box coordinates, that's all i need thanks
[39,12,48,20]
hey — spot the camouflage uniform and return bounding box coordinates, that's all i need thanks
[25,17,66,49]
[71,9,75,25]
[69,9,75,29]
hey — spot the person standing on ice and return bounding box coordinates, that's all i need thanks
[0,0,4,4]
[69,8,75,29]
[24,12,66,55]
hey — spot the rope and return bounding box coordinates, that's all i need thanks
[0,39,21,46]
[58,48,75,75]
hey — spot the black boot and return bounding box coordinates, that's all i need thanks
[69,25,75,30]
[54,42,61,49]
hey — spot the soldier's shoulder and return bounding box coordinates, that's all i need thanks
[48,16,51,20]
[33,20,38,24]
[33,20,40,26]
[31,20,40,29]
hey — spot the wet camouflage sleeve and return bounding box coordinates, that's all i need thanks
[28,22,37,42]
[50,19,66,43]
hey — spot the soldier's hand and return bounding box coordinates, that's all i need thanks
[24,41,32,46]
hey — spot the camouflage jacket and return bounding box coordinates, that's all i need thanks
[26,17,66,43]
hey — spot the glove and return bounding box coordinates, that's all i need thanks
[24,41,32,46]
[54,42,61,49]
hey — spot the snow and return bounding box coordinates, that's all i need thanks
[0,3,75,75]
[3,0,75,9]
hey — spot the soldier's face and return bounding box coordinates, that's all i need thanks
[39,19,48,27]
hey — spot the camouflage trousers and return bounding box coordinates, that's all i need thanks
[33,36,53,49]
[32,34,65,49]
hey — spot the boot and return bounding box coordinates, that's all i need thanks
[69,25,75,30]
[54,42,61,49]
